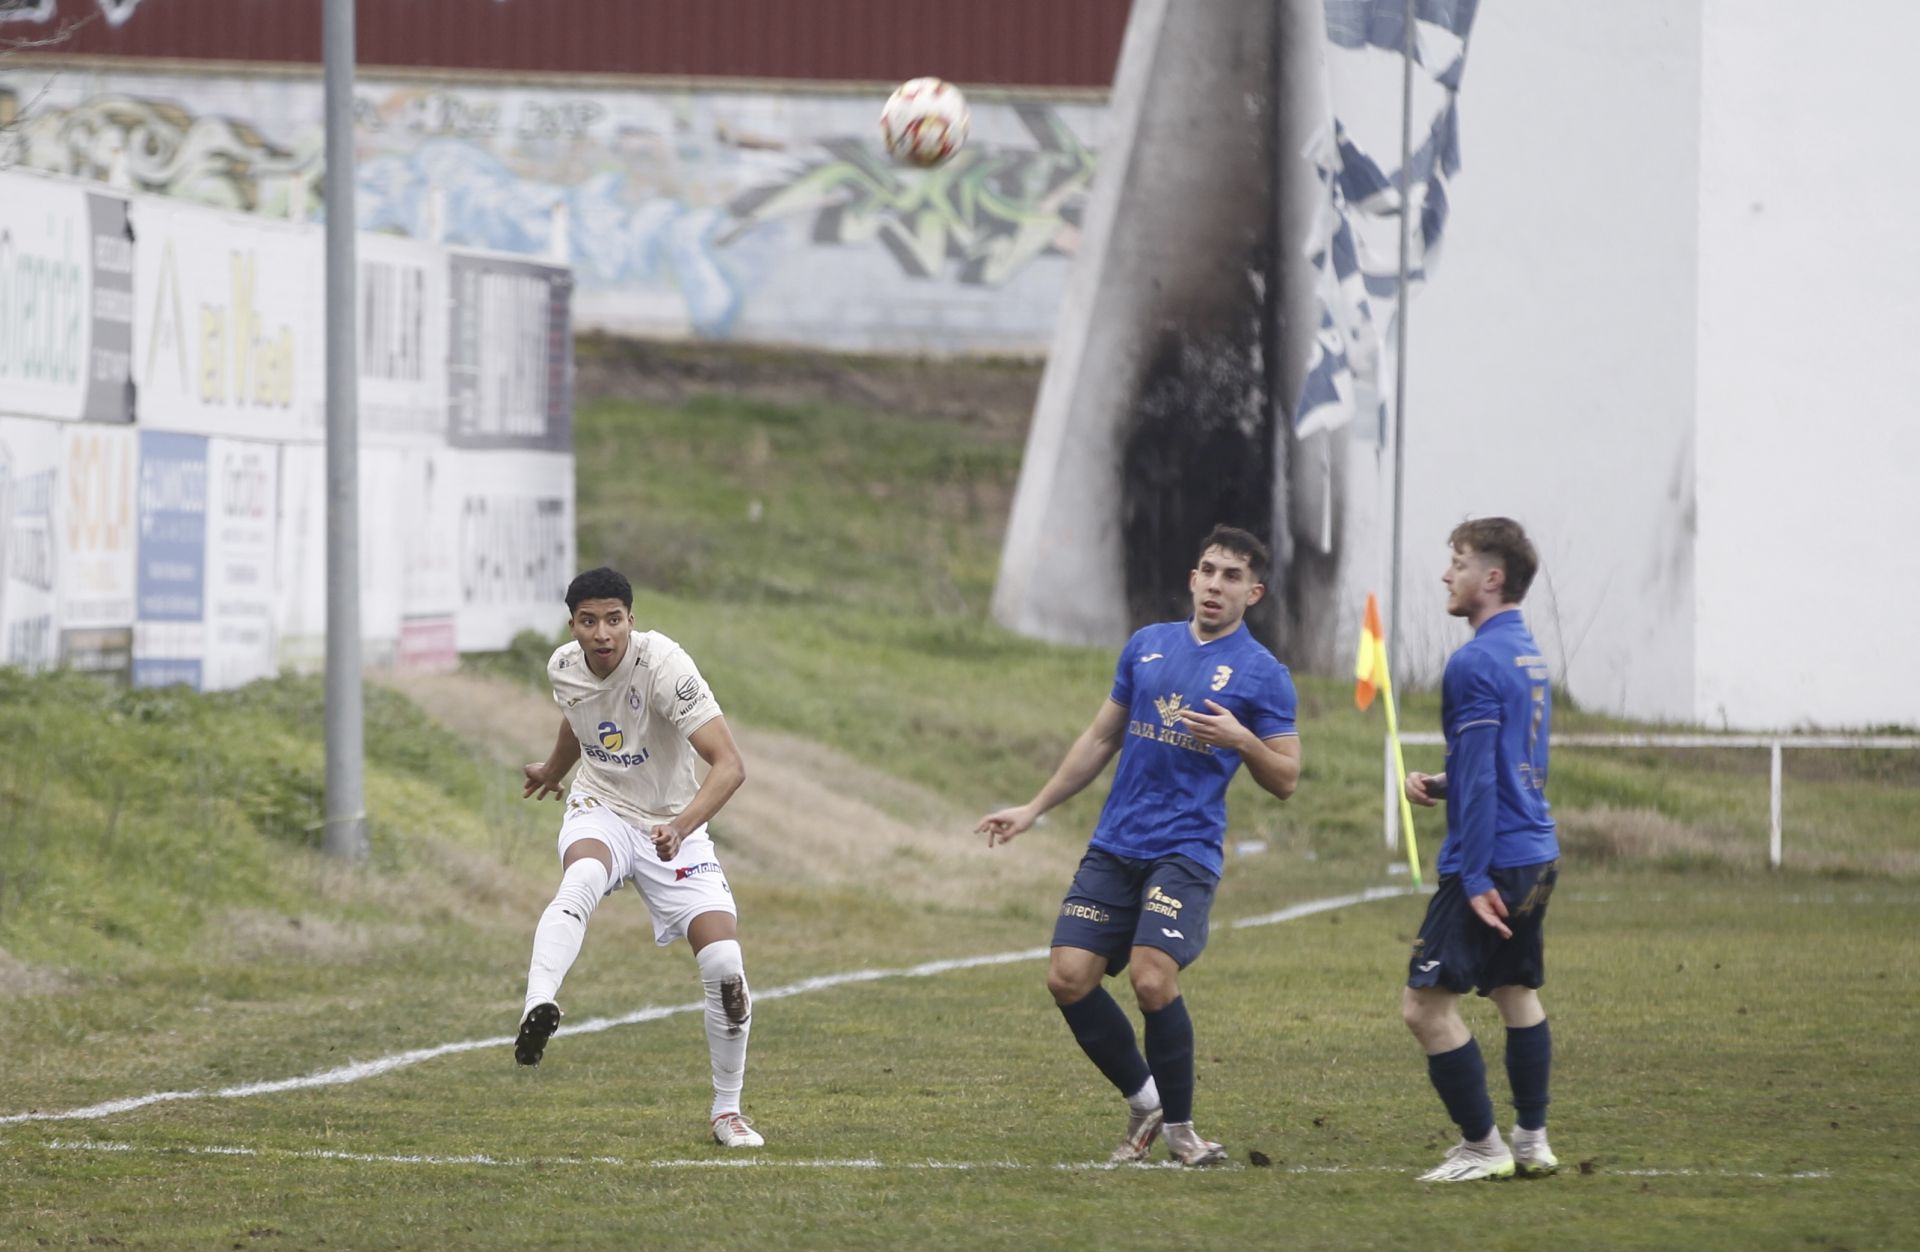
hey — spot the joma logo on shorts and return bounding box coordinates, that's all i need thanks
[1060,903,1110,924]
[1145,886,1183,919]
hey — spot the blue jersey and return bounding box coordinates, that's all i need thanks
[1091,619,1298,876]
[1437,609,1560,896]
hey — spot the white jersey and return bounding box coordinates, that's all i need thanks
[548,629,723,829]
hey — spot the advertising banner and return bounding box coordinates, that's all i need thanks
[0,174,133,422]
[59,423,137,680]
[203,438,279,690]
[133,430,208,689]
[0,417,61,671]
[132,198,322,443]
[272,442,325,672]
[448,251,572,452]
[360,232,450,446]
[396,446,460,672]
[272,444,420,673]
[451,449,574,652]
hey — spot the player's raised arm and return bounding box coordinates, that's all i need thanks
[524,718,582,800]
[976,697,1128,846]
[650,715,747,861]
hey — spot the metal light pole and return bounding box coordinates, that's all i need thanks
[322,0,366,860]
[1388,0,1415,669]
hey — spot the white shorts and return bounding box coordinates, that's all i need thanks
[556,797,737,947]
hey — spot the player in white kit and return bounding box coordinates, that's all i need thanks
[514,567,764,1148]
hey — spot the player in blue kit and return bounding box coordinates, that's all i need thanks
[975,526,1300,1166]
[1401,518,1562,1182]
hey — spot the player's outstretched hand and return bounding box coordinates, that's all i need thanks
[1179,699,1249,749]
[975,805,1036,848]
[651,823,685,861]
[1405,772,1445,807]
[523,762,565,801]
[1468,887,1513,940]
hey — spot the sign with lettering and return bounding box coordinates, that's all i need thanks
[448,250,572,451]
[59,423,136,679]
[0,417,60,671]
[133,429,207,688]
[131,199,322,442]
[0,175,133,422]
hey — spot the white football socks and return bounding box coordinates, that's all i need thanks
[523,857,610,1018]
[1127,1075,1161,1114]
[696,939,751,1120]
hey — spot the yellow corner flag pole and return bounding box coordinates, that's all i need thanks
[1356,593,1423,887]
[1378,646,1423,888]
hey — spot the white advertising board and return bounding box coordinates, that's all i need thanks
[132,198,323,442]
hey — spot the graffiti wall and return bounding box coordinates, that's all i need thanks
[0,66,1104,353]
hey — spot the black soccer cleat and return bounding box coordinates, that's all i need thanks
[514,1002,562,1066]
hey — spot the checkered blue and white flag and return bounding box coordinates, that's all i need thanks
[1294,0,1479,439]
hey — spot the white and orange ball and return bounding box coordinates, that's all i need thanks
[880,77,971,168]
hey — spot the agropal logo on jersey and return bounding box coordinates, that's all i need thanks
[584,720,650,767]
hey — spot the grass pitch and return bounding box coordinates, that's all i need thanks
[4,869,1915,1249]
[4,351,1917,1247]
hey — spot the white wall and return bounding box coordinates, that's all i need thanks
[1385,0,1705,721]
[1693,1,1920,728]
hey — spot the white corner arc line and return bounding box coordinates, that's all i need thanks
[2,887,1416,1127]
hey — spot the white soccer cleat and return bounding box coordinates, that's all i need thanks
[1163,1120,1227,1167]
[1417,1136,1516,1182]
[1111,1105,1165,1163]
[1512,1128,1558,1176]
[712,1112,765,1148]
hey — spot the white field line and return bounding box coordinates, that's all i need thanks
[39,1139,1833,1181]
[1,887,1416,1127]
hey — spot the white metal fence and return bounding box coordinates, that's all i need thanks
[1388,733,1920,868]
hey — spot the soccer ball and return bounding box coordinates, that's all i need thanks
[880,77,970,168]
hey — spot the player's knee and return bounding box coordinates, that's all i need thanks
[1128,965,1178,1012]
[1045,965,1094,1005]
[696,937,744,984]
[1400,986,1437,1035]
[1489,985,1543,1028]
[547,857,610,925]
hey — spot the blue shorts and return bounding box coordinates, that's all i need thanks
[1052,848,1218,974]
[1407,859,1559,996]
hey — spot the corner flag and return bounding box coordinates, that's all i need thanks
[1354,592,1386,711]
[1354,593,1422,886]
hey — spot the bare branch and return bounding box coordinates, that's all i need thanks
[0,5,106,59]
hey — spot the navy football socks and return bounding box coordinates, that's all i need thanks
[1142,997,1196,1125]
[1427,1038,1497,1143]
[1058,987,1152,1099]
[1505,1020,1552,1131]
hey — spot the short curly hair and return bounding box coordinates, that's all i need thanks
[565,567,633,612]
